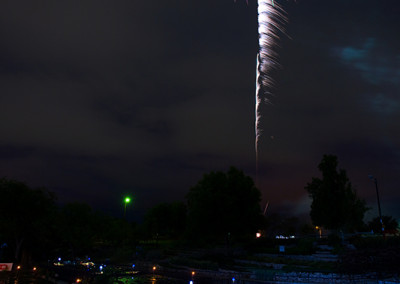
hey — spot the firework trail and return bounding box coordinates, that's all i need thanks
[255,53,261,170]
[263,201,269,215]
[255,0,286,172]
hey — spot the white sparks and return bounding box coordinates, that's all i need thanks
[255,53,261,159]
[255,0,286,159]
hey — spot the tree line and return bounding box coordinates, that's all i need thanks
[0,178,138,265]
[0,155,397,266]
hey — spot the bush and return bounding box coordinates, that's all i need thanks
[327,233,342,246]
[286,238,315,255]
[339,236,400,274]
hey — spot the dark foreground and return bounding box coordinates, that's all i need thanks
[2,262,400,284]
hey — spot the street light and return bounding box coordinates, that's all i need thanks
[368,175,384,235]
[123,196,131,218]
[315,226,322,238]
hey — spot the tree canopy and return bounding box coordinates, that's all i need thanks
[186,167,263,240]
[305,155,368,232]
[143,202,187,239]
[0,178,56,262]
[0,177,138,264]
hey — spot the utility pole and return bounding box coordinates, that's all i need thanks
[368,175,384,236]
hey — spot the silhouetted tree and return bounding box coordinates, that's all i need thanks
[48,202,138,262]
[305,155,368,232]
[143,202,187,239]
[56,202,97,257]
[186,167,263,241]
[93,211,136,247]
[0,178,56,263]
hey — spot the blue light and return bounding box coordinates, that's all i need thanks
[99,265,103,271]
[132,264,135,269]
[232,277,236,282]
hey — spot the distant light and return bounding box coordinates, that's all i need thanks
[81,261,94,267]
[17,266,21,270]
[58,257,61,262]
[132,264,135,269]
[256,232,261,238]
[192,271,195,276]
[153,266,156,271]
[189,281,193,284]
[33,267,37,271]
[99,265,103,271]
[232,277,236,282]
[76,279,82,283]
[125,197,131,204]
[275,235,289,239]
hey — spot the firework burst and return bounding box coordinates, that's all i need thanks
[255,0,286,167]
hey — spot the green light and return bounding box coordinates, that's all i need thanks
[123,196,132,218]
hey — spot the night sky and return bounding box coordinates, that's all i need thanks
[1,0,399,221]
